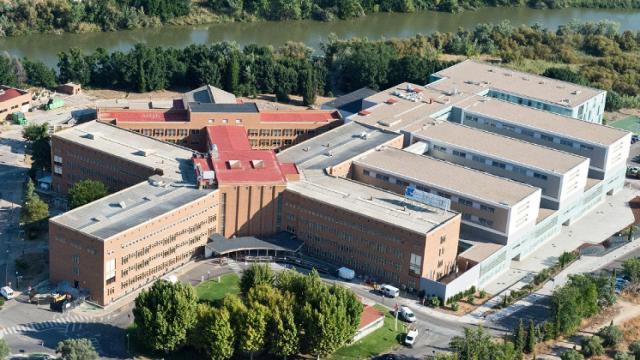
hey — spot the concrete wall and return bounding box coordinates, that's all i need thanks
[421,262,480,301]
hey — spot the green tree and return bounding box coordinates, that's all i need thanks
[270,296,299,359]
[561,349,585,360]
[68,180,108,209]
[190,304,235,360]
[514,319,525,353]
[598,321,623,348]
[300,66,316,106]
[57,48,91,85]
[0,338,9,360]
[56,338,99,360]
[623,258,640,283]
[133,280,198,352]
[630,340,640,360]
[22,123,49,142]
[225,51,240,94]
[239,301,269,360]
[24,59,57,88]
[240,263,274,294]
[525,319,536,354]
[20,190,49,228]
[552,275,600,336]
[581,336,605,358]
[0,55,18,87]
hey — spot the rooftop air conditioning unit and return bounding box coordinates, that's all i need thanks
[360,132,368,140]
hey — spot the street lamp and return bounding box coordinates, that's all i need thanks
[126,333,130,354]
[4,249,8,286]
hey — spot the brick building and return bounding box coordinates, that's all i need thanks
[0,86,31,120]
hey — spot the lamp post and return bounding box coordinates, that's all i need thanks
[4,249,8,286]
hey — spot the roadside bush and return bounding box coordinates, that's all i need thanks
[429,296,441,308]
[0,298,4,309]
[614,351,633,360]
[597,322,623,348]
[479,289,487,298]
[450,302,459,311]
[581,336,605,358]
[629,340,640,359]
[561,349,585,360]
[465,293,475,303]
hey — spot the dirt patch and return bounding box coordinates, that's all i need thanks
[437,54,501,63]
[605,108,640,123]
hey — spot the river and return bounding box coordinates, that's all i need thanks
[1,6,640,67]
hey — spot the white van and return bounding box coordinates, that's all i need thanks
[1,286,14,300]
[380,284,399,298]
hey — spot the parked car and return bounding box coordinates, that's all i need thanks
[374,354,398,360]
[631,134,639,144]
[379,284,400,298]
[399,306,416,322]
[627,166,640,178]
[1,286,14,300]
[404,329,418,347]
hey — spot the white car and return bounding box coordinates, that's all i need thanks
[1,286,14,300]
[399,306,416,322]
[404,329,418,347]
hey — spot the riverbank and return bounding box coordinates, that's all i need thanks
[3,7,640,67]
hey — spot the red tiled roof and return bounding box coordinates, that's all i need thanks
[0,88,25,103]
[279,163,299,176]
[206,125,251,152]
[260,111,340,123]
[101,109,188,123]
[206,126,287,185]
[631,196,640,226]
[358,305,384,330]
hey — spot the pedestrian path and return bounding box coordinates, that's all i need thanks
[227,259,243,274]
[0,313,116,339]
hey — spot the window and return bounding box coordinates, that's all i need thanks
[409,253,422,275]
[480,204,495,213]
[375,174,390,182]
[472,155,484,163]
[363,169,371,177]
[452,150,466,158]
[491,161,506,169]
[222,119,228,124]
[540,134,554,142]
[190,129,200,135]
[440,235,446,244]
[533,173,548,181]
[521,129,534,137]
[458,198,473,207]
[235,119,242,124]
[433,145,447,152]
[396,179,410,187]
[437,192,451,199]
[560,139,573,147]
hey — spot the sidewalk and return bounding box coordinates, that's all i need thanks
[467,237,640,324]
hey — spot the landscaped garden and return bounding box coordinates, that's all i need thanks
[195,273,240,303]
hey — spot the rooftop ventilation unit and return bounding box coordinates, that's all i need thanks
[139,149,155,157]
[572,90,582,95]
[228,160,241,169]
[118,201,127,209]
[360,132,368,140]
[302,147,310,152]
[251,160,265,169]
[149,175,165,187]
[83,132,99,140]
[406,84,414,92]
[325,151,333,157]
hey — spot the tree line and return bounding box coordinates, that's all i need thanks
[0,0,190,36]
[2,20,640,111]
[132,265,363,359]
[2,0,640,38]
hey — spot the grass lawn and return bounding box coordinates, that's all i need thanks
[610,115,640,134]
[330,305,404,360]
[195,273,240,303]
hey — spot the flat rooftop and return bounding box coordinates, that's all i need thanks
[188,103,258,113]
[432,60,603,108]
[259,111,341,123]
[458,241,504,263]
[455,96,629,146]
[349,82,467,131]
[276,122,402,171]
[53,121,195,182]
[286,176,459,235]
[355,147,540,206]
[413,121,588,174]
[51,177,214,240]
